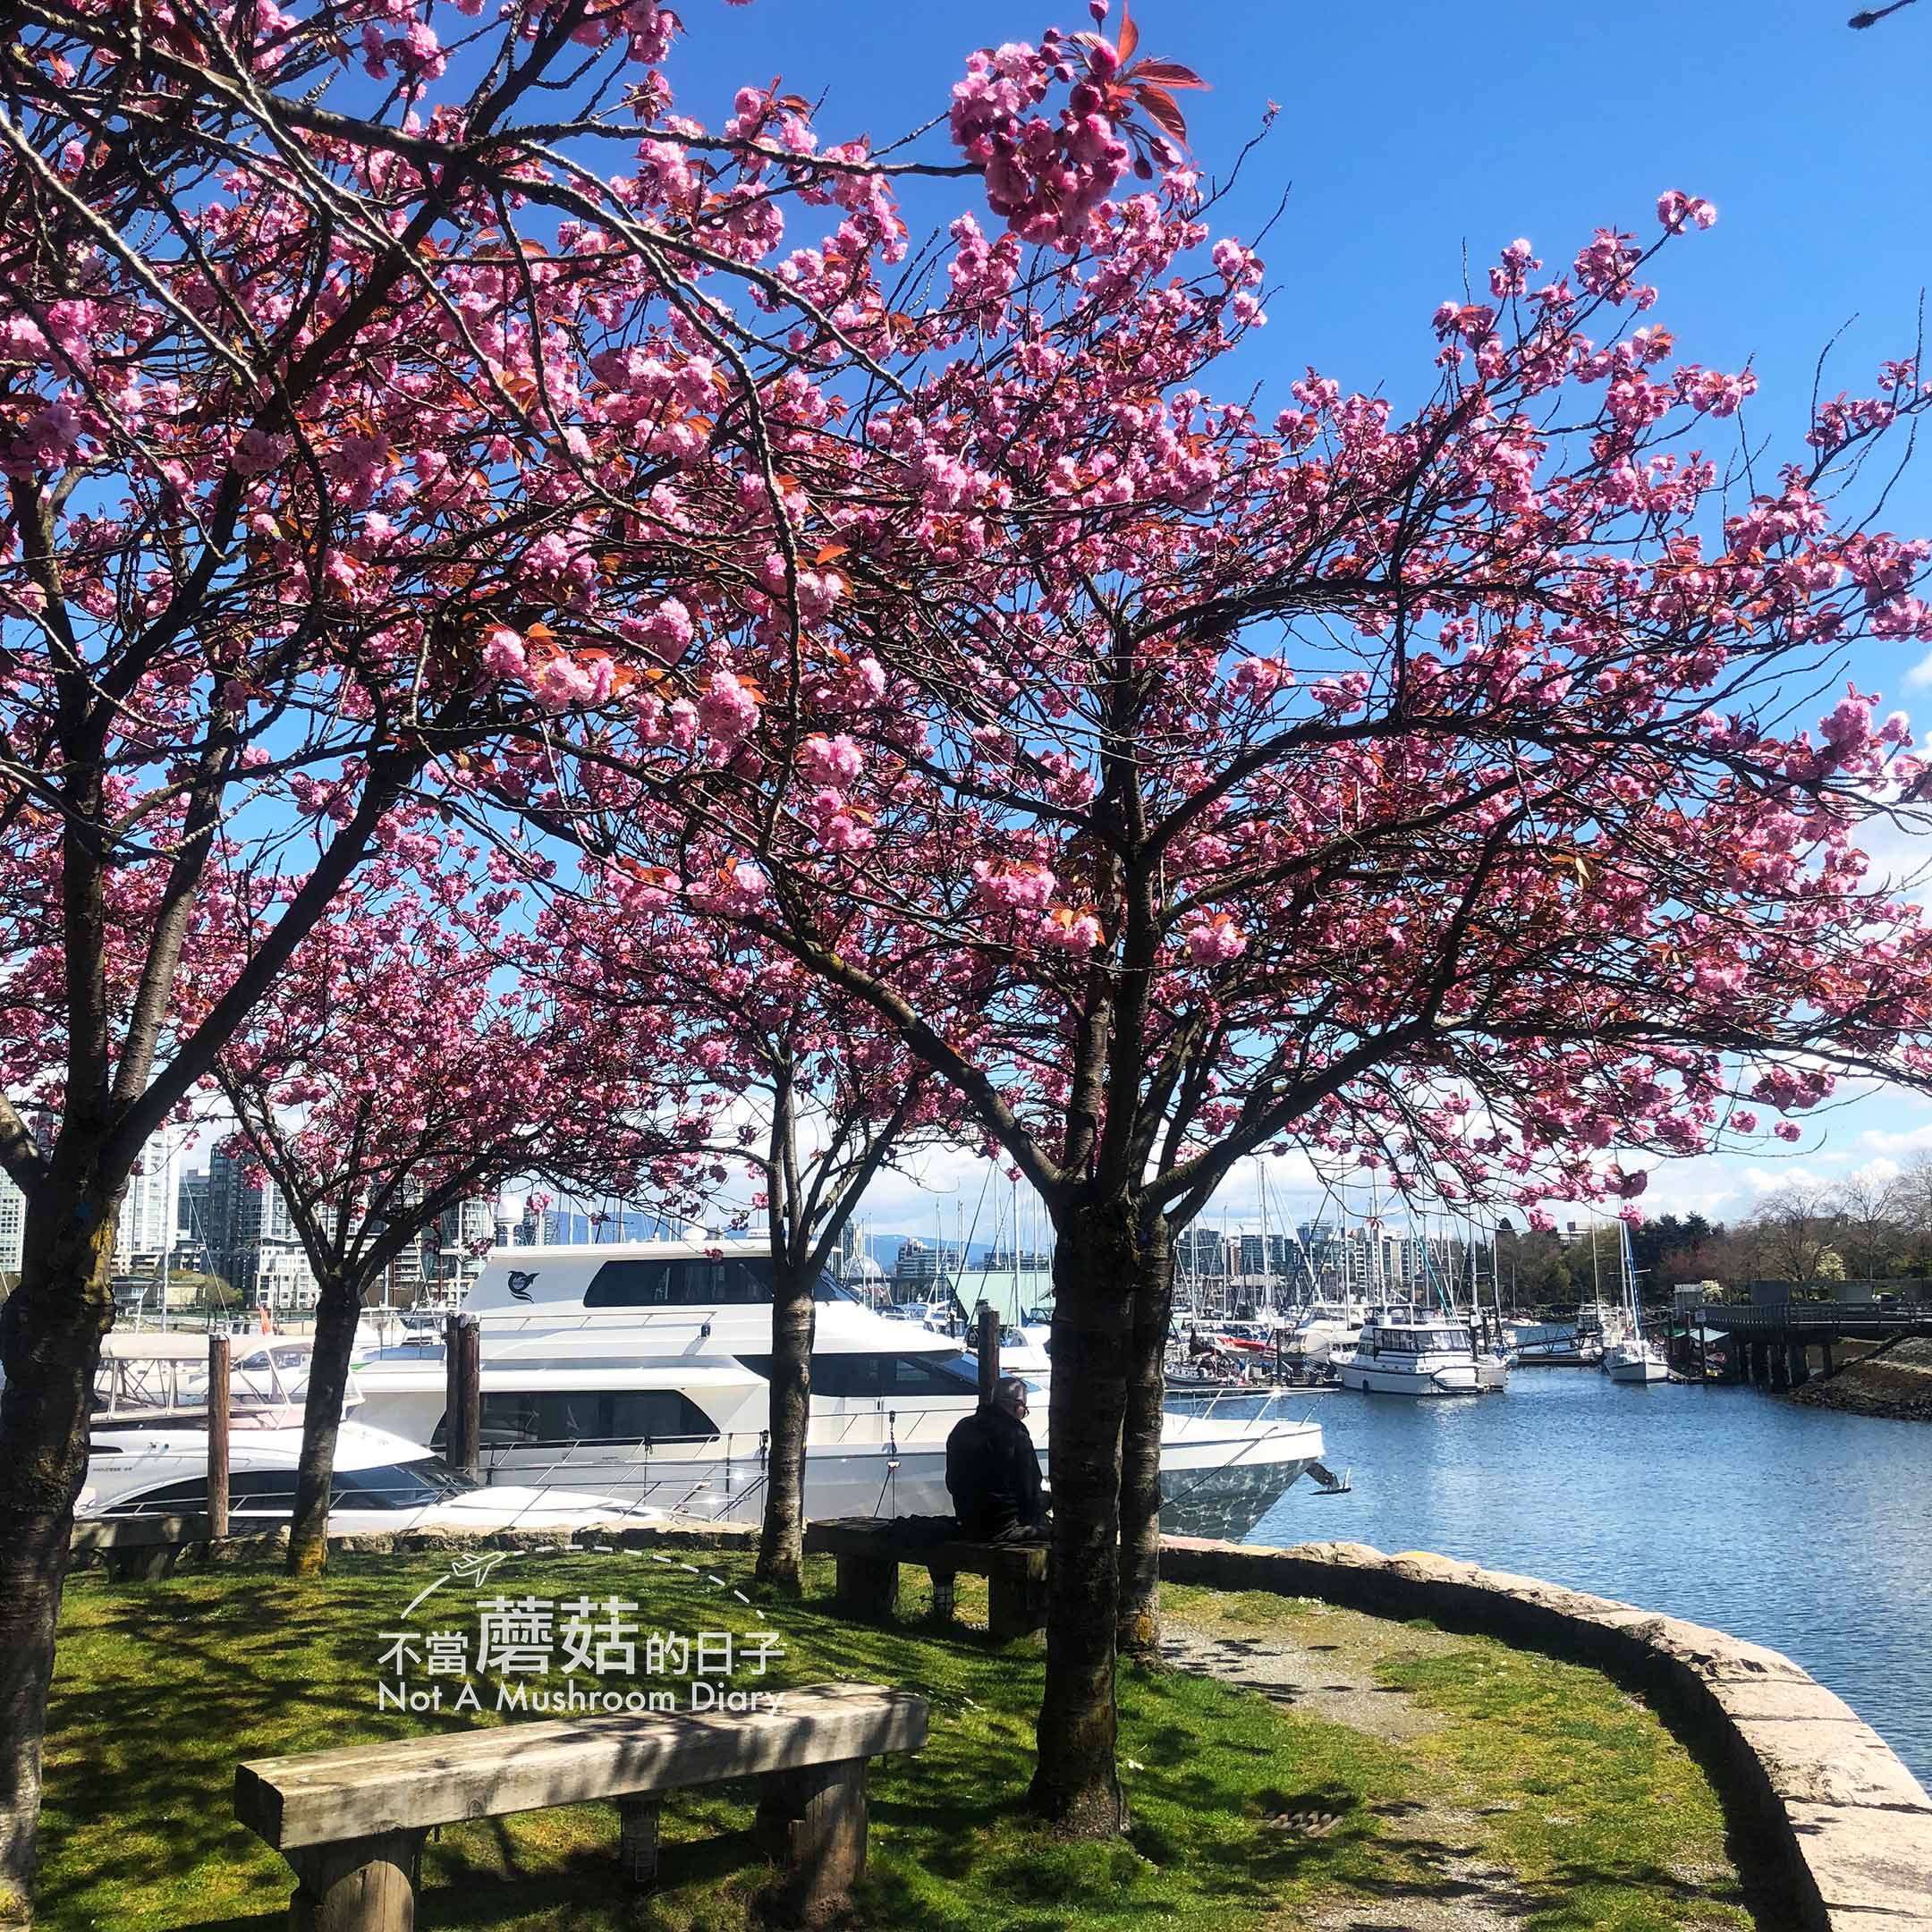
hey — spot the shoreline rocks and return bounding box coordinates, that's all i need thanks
[1790,1336,1932,1423]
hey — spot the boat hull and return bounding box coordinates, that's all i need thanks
[453,1423,1322,1541]
[1605,1356,1672,1385]
[1334,1356,1480,1397]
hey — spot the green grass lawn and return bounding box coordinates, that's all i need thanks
[39,1549,1758,1932]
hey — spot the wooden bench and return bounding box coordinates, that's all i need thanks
[69,1513,216,1581]
[803,1518,1048,1645]
[233,1681,927,1930]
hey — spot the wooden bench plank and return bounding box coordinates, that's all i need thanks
[804,1519,1050,1643]
[235,1682,925,1850]
[803,1519,1046,1579]
[70,1513,214,1550]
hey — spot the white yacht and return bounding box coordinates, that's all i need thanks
[1285,1300,1367,1366]
[84,1334,657,1531]
[349,1240,1326,1537]
[1332,1309,1481,1396]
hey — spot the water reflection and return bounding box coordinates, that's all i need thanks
[1224,1371,1932,1784]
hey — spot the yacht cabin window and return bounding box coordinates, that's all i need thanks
[578,1257,855,1308]
[1371,1327,1468,1353]
[433,1389,719,1447]
[734,1352,981,1397]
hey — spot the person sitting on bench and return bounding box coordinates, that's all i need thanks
[946,1375,1048,1543]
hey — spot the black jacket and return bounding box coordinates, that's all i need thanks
[945,1402,1046,1538]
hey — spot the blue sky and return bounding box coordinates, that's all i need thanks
[658,0,1932,1231]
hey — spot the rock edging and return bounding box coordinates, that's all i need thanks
[1157,1535,1932,1931]
[65,1513,758,1579]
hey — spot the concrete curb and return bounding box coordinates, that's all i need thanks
[1157,1535,1932,1931]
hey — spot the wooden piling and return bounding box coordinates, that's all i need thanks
[208,1333,230,1538]
[445,1314,480,1477]
[975,1306,999,1405]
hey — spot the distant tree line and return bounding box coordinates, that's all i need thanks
[1494,1157,1932,1304]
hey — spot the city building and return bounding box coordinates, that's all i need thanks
[205,1146,318,1310]
[892,1237,965,1286]
[424,1193,498,1299]
[1174,1225,1231,1282]
[175,1168,209,1263]
[113,1127,181,1269]
[0,1169,24,1275]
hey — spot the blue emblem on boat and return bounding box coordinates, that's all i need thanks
[506,1270,538,1301]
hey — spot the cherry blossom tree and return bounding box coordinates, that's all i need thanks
[208,814,708,1576]
[530,172,1932,1835]
[0,0,1148,1903]
[546,887,954,1592]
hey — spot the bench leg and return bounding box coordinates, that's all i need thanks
[832,1552,898,1622]
[285,1828,426,1932]
[616,1794,661,1888]
[927,1566,957,1623]
[106,1546,179,1583]
[756,1758,868,1928]
[987,1563,1047,1646]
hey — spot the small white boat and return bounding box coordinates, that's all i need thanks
[81,1418,660,1531]
[1604,1337,1672,1385]
[1333,1309,1481,1396]
[1285,1299,1367,1366]
[1599,1223,1671,1385]
[84,1335,654,1531]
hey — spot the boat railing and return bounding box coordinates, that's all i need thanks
[92,1338,360,1428]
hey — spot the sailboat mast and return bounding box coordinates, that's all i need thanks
[1257,1155,1269,1314]
[1011,1174,1021,1321]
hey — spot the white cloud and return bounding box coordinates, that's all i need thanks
[1905,649,1932,689]
[1742,1164,1829,1194]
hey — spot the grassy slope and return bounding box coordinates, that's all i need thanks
[1169,1587,1753,1932]
[41,1554,1753,1932]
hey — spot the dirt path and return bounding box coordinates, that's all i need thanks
[1161,1613,1538,1930]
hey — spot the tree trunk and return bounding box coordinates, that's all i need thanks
[1027,1193,1135,1837]
[756,1258,815,1594]
[1116,1211,1173,1664]
[0,1177,121,1926]
[286,1272,364,1579]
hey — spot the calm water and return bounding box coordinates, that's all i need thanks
[1233,1369,1932,1785]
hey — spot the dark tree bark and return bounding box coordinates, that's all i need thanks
[756,1064,809,1594]
[1027,1192,1136,1836]
[285,1273,364,1578]
[756,1255,815,1594]
[1116,1211,1174,1663]
[0,1169,122,1927]
[752,1061,915,1597]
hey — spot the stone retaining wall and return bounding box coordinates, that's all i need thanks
[1159,1536,1932,1932]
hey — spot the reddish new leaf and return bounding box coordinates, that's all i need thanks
[1126,57,1208,89]
[1134,83,1191,144]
